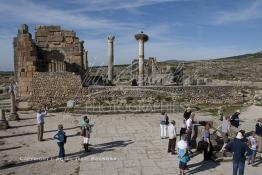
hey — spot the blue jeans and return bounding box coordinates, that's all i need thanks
[57,142,65,159]
[233,161,245,175]
[248,150,256,164]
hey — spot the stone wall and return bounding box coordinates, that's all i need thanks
[13,24,88,100]
[29,72,86,106]
[28,72,243,107]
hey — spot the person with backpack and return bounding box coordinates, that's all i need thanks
[177,134,190,175]
[80,116,92,152]
[54,124,66,161]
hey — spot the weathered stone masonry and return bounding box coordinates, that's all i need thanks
[29,72,243,106]
[13,24,88,99]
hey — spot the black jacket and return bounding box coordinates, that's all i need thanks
[256,123,262,136]
[225,139,251,162]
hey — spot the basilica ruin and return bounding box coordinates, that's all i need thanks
[12,24,244,109]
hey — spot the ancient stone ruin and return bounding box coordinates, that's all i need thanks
[13,24,88,99]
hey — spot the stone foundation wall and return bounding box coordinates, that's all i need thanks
[28,72,243,107]
[29,72,86,106]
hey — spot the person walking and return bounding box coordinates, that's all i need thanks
[54,124,66,161]
[160,112,168,139]
[168,120,177,155]
[225,132,252,175]
[184,107,192,120]
[247,131,257,166]
[219,116,231,152]
[80,116,92,152]
[36,106,47,141]
[203,123,213,160]
[230,109,240,128]
[177,134,190,175]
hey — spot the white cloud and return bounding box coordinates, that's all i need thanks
[69,0,189,12]
[214,0,262,24]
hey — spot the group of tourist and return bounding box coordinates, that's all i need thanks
[36,106,93,161]
[159,107,262,175]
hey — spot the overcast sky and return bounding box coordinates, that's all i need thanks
[0,0,262,71]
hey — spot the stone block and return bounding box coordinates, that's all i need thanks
[63,31,75,37]
[36,36,48,42]
[35,30,50,37]
[47,26,61,32]
[48,35,63,42]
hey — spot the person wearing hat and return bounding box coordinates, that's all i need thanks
[230,109,240,128]
[225,132,252,175]
[183,107,192,120]
[168,120,177,154]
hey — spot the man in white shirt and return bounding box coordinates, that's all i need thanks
[168,120,177,154]
[186,113,195,154]
[36,106,48,141]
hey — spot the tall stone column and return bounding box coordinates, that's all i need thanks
[135,31,149,86]
[7,84,19,121]
[0,109,9,129]
[51,60,55,72]
[107,35,115,83]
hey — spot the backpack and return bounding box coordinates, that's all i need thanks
[64,132,67,144]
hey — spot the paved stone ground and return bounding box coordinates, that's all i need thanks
[79,113,262,175]
[0,111,261,175]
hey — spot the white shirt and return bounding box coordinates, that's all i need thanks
[248,136,257,150]
[186,118,192,130]
[168,124,177,139]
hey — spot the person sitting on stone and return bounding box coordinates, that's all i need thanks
[230,109,240,128]
[36,106,48,141]
[183,107,192,120]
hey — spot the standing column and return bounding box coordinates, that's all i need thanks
[7,84,19,121]
[135,31,149,86]
[107,35,115,83]
[51,60,55,72]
